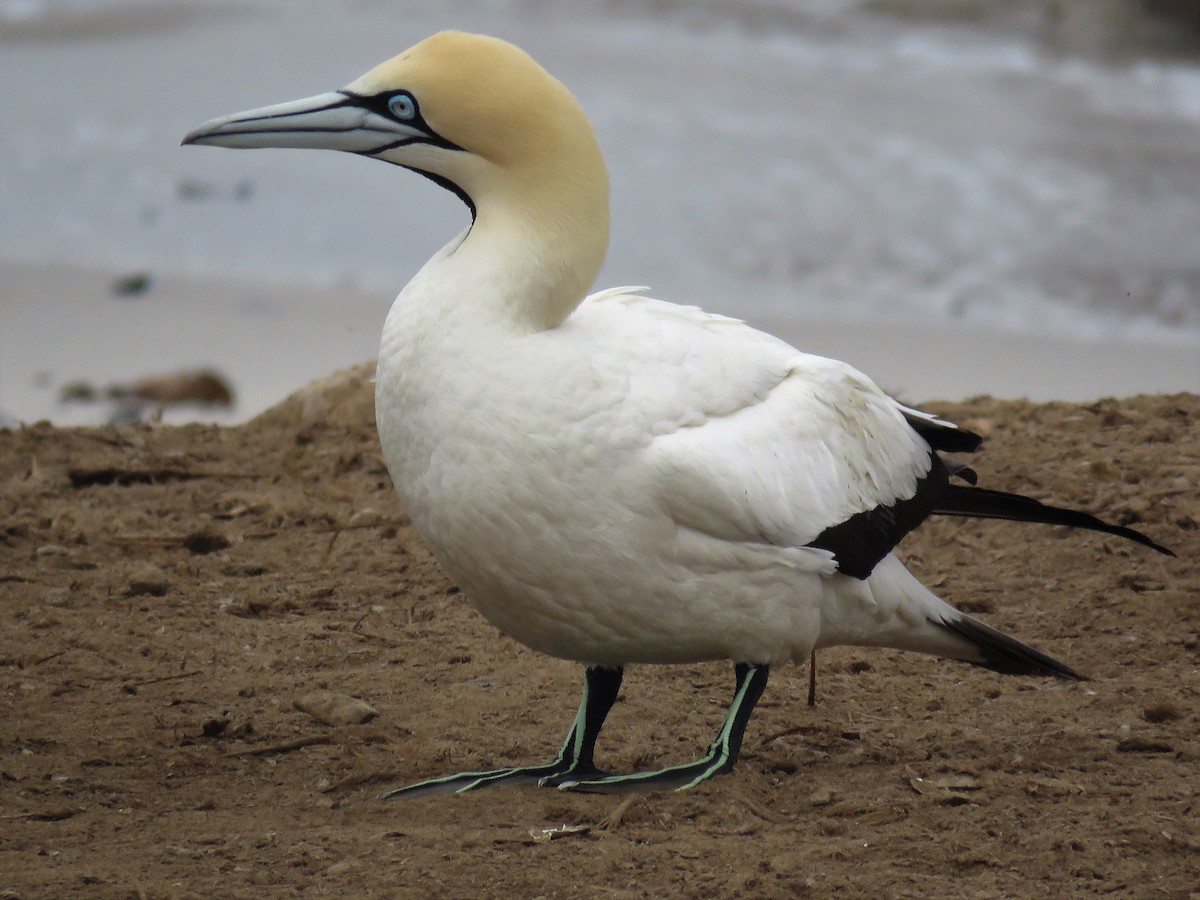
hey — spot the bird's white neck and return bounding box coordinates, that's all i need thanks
[374,164,609,522]
[433,152,610,331]
[460,206,604,331]
[389,84,612,333]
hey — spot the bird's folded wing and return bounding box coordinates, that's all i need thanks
[644,355,935,552]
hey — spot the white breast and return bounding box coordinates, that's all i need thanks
[375,261,934,667]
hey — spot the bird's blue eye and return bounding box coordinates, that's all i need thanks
[387,93,417,120]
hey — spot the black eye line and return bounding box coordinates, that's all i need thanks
[336,90,475,219]
[337,89,465,153]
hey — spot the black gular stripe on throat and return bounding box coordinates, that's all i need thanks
[807,453,952,580]
[338,90,475,217]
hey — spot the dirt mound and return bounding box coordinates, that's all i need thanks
[1,378,1196,897]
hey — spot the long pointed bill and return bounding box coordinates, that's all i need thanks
[182,91,423,153]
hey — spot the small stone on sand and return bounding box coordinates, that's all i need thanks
[127,563,170,597]
[293,690,377,726]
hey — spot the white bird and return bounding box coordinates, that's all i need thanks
[184,31,1172,796]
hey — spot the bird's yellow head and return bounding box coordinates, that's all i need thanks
[184,32,611,322]
[349,33,587,169]
[184,31,608,228]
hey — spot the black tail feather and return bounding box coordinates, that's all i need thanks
[933,485,1174,557]
[937,614,1083,680]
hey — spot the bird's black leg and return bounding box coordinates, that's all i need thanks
[557,661,769,794]
[380,665,623,799]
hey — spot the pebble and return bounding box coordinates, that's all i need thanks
[35,544,97,572]
[127,564,170,597]
[808,788,839,807]
[293,690,377,726]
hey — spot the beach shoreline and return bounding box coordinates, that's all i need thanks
[3,258,1196,427]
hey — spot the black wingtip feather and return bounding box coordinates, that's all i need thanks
[934,486,1174,557]
[903,412,983,454]
[937,614,1085,680]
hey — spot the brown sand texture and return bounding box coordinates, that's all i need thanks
[1,366,1196,898]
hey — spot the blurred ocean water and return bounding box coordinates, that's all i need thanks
[2,0,1199,344]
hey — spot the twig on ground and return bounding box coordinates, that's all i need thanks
[124,670,203,689]
[239,734,333,756]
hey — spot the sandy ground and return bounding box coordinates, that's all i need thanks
[1,368,1197,898]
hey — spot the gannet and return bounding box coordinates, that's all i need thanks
[184,31,1173,796]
